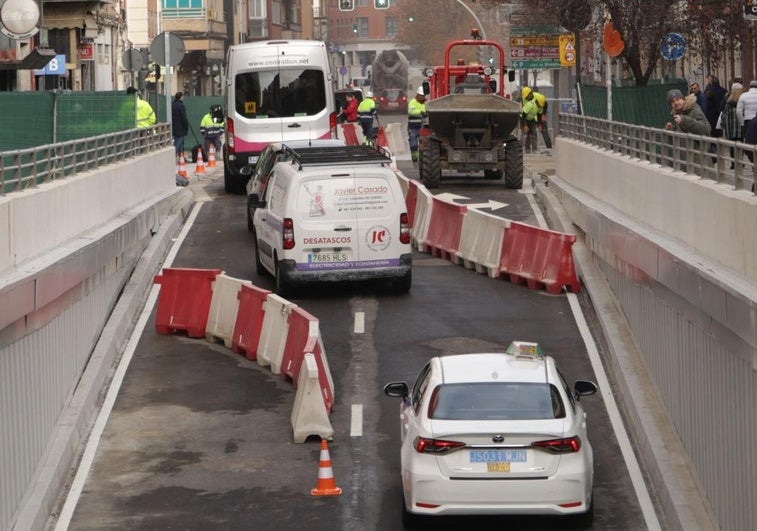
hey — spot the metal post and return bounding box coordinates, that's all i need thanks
[165,32,172,128]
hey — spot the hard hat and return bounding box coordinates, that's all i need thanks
[416,86,425,96]
[366,91,374,98]
[534,93,546,106]
[521,87,532,99]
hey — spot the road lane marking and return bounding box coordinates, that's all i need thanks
[54,201,205,531]
[350,404,363,437]
[354,311,365,334]
[527,192,661,530]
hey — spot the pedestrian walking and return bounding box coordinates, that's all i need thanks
[534,91,552,150]
[716,82,744,168]
[171,92,190,158]
[357,91,378,143]
[689,81,707,117]
[704,74,726,137]
[736,80,757,133]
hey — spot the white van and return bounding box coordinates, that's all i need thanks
[223,40,338,193]
[252,145,412,295]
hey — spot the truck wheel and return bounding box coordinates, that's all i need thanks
[484,169,502,180]
[504,137,524,189]
[421,140,441,189]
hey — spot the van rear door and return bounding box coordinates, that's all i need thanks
[292,171,404,273]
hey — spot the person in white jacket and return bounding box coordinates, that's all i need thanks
[736,79,757,131]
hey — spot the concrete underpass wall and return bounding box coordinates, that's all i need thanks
[550,138,757,531]
[0,149,193,530]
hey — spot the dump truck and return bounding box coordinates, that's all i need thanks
[418,31,523,189]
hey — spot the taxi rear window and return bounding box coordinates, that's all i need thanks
[428,382,565,420]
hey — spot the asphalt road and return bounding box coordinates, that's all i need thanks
[51,160,656,531]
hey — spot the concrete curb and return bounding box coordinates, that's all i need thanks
[15,188,195,531]
[534,175,719,531]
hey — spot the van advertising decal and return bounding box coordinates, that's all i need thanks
[296,258,400,271]
[247,57,311,68]
[366,225,391,252]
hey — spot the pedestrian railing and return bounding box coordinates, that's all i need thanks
[0,125,171,195]
[559,113,756,194]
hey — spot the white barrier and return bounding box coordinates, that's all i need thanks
[453,209,510,278]
[291,353,334,443]
[205,274,251,347]
[257,294,296,373]
[383,122,409,158]
[411,184,434,252]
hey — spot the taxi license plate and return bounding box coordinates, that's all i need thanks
[309,252,348,263]
[469,450,527,463]
[487,462,510,472]
[248,155,258,164]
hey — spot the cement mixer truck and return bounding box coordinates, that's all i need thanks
[418,31,523,189]
[371,49,409,112]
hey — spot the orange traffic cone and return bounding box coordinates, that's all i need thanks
[207,144,217,167]
[177,153,188,177]
[195,148,206,174]
[311,439,342,496]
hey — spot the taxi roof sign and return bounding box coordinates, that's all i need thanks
[505,341,544,359]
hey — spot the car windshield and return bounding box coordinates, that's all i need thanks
[235,68,327,119]
[428,382,565,420]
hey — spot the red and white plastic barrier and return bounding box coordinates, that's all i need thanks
[452,209,511,278]
[410,184,434,252]
[425,197,467,260]
[152,269,335,443]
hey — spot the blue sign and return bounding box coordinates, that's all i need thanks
[338,65,348,76]
[35,54,66,75]
[661,33,685,61]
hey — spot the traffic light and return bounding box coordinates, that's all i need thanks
[339,0,354,11]
[154,62,161,82]
[374,0,389,8]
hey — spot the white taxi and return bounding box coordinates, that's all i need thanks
[383,341,598,527]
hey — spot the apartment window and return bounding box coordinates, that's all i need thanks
[385,17,398,38]
[162,0,203,17]
[356,17,368,37]
[356,0,368,6]
[249,0,268,38]
[97,43,110,65]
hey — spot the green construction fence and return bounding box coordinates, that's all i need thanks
[0,91,223,151]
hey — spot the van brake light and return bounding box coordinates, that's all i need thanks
[227,118,235,151]
[329,112,338,138]
[399,213,410,244]
[283,218,295,250]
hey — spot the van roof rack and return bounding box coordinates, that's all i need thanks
[281,143,393,170]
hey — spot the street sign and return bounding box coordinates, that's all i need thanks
[512,59,561,70]
[510,35,560,47]
[35,54,66,75]
[122,48,143,71]
[149,32,185,66]
[338,65,348,76]
[511,47,559,59]
[661,33,685,61]
[745,0,757,20]
[559,34,576,66]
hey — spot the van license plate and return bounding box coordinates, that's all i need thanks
[309,252,348,263]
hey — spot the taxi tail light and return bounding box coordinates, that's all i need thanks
[283,218,295,250]
[399,213,410,244]
[531,435,581,453]
[413,436,465,454]
[226,118,235,151]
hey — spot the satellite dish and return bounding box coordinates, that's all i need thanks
[603,22,625,57]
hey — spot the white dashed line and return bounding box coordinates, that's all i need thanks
[354,311,365,334]
[350,404,363,437]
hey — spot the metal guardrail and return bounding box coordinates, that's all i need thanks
[0,125,172,195]
[560,113,756,194]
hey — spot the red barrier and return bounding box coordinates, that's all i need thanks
[340,123,359,146]
[281,307,319,384]
[405,179,419,228]
[280,307,334,414]
[425,198,467,260]
[498,222,580,294]
[231,283,271,360]
[376,126,388,147]
[153,268,222,337]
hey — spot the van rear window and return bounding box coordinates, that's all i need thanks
[235,68,327,119]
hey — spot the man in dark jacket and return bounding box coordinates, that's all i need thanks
[171,92,190,158]
[704,75,727,136]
